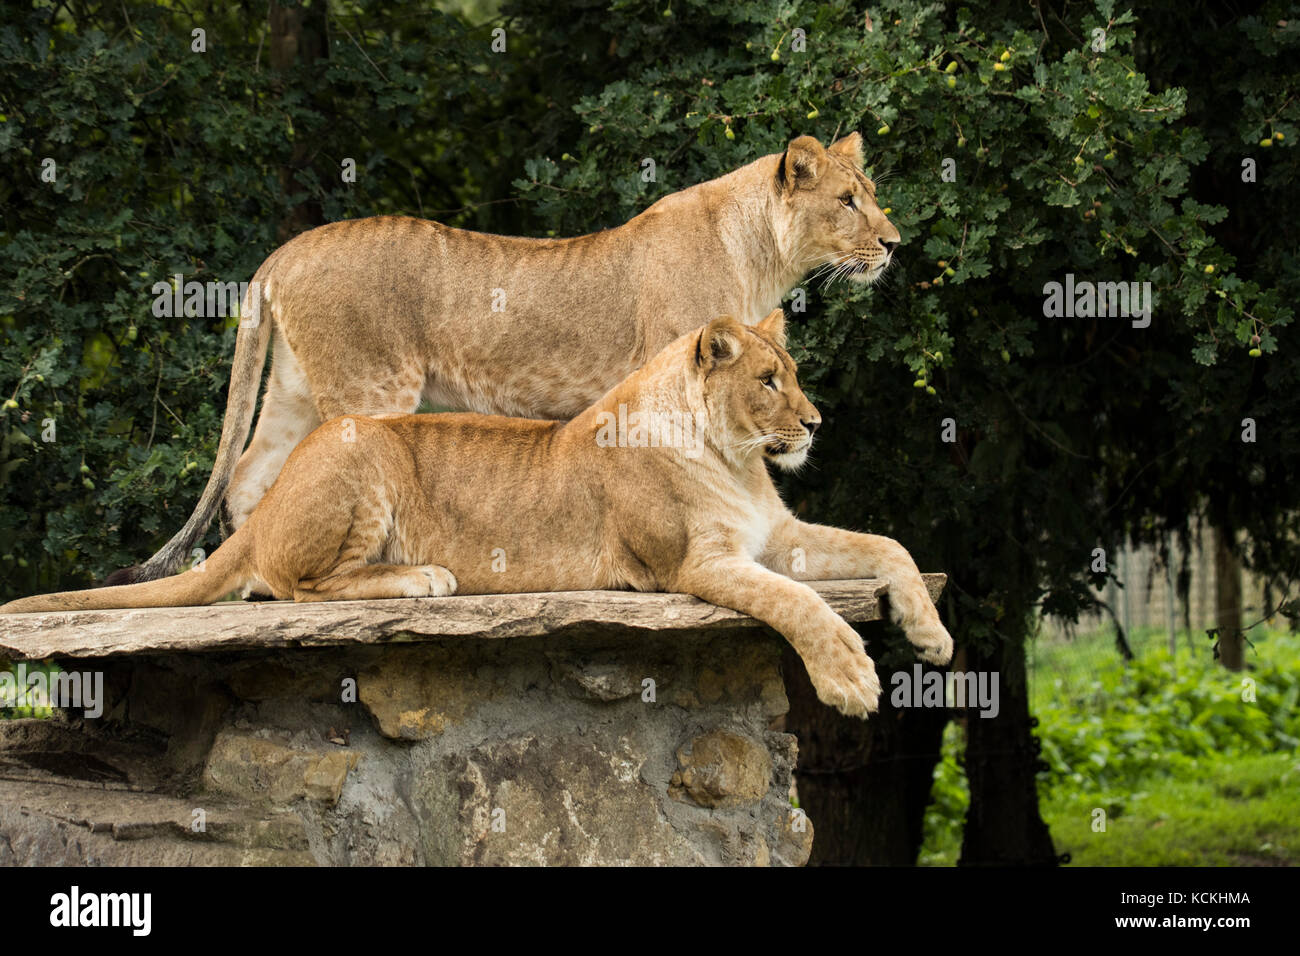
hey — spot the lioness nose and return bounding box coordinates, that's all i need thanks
[880,239,898,255]
[802,417,820,436]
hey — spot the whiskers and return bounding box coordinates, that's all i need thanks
[730,431,779,454]
[811,255,871,288]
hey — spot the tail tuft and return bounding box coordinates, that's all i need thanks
[100,565,143,588]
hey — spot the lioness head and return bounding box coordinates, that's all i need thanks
[775,132,900,284]
[697,309,820,470]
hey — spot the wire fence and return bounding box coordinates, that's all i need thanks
[1031,536,1290,693]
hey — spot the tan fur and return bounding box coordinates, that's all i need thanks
[6,310,949,719]
[121,133,900,583]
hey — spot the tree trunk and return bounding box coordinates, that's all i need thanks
[958,629,1058,866]
[781,624,948,866]
[269,0,328,242]
[1214,526,1245,670]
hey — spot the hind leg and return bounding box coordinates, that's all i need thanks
[224,338,321,537]
[293,564,457,602]
[225,350,424,535]
[313,364,426,421]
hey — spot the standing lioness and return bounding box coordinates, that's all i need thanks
[113,132,900,585]
[12,310,949,718]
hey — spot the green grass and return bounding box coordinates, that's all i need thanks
[1044,753,1298,865]
[919,625,1300,866]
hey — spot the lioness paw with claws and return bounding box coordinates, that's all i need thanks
[413,566,457,597]
[807,631,882,718]
[907,621,954,665]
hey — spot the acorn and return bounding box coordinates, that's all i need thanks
[1249,348,1262,357]
[877,124,891,135]
[947,76,957,88]
[725,126,735,140]
[1260,138,1272,147]
[82,478,94,490]
[806,107,819,119]
[926,385,937,395]
[993,62,1006,72]
[913,378,927,388]
[1204,264,1215,274]
[771,50,781,62]
[945,62,958,74]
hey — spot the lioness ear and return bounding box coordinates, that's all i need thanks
[756,308,787,348]
[697,315,745,369]
[828,131,865,167]
[778,135,825,194]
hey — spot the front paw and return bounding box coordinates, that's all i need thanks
[806,630,882,718]
[907,621,953,665]
[415,565,458,597]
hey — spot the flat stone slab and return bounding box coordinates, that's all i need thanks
[0,575,946,661]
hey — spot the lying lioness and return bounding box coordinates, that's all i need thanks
[2,310,949,717]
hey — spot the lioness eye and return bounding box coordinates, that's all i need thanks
[761,375,776,390]
[839,194,854,209]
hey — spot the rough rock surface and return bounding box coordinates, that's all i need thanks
[0,577,943,866]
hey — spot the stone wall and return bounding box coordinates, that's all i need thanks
[0,578,943,866]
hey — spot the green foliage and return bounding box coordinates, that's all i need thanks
[0,0,561,595]
[1035,638,1300,796]
[921,627,1300,864]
